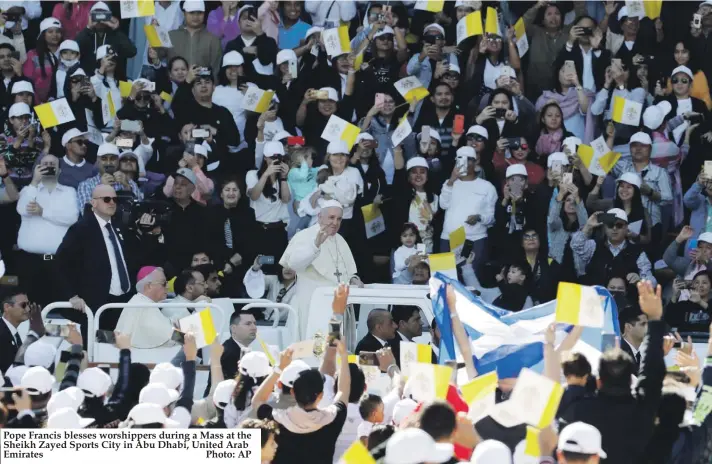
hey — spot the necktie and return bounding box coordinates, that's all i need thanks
[14,332,22,347]
[105,223,130,293]
[635,352,641,366]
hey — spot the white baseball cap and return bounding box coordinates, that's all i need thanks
[466,125,488,139]
[150,363,184,391]
[8,102,31,118]
[406,157,429,171]
[418,128,442,144]
[305,26,323,39]
[62,128,88,147]
[327,140,350,155]
[374,25,395,39]
[279,360,310,388]
[642,101,672,130]
[447,62,461,75]
[59,40,79,54]
[6,365,28,387]
[557,422,607,458]
[77,367,112,398]
[273,130,292,142]
[139,383,179,408]
[391,398,418,427]
[96,44,114,61]
[608,208,629,223]
[25,341,57,369]
[47,407,94,429]
[385,428,454,464]
[97,142,120,158]
[222,50,244,67]
[356,132,375,144]
[319,87,339,102]
[194,143,209,158]
[699,232,712,244]
[213,379,237,408]
[70,69,86,78]
[127,403,179,427]
[264,141,286,158]
[547,152,569,168]
[47,387,85,415]
[506,164,528,178]
[423,23,446,37]
[237,5,255,19]
[617,5,643,20]
[39,18,62,37]
[21,366,55,395]
[471,440,512,464]
[175,167,197,185]
[457,146,477,160]
[671,65,693,79]
[91,2,110,13]
[239,352,272,378]
[629,132,652,146]
[276,49,297,65]
[616,172,642,189]
[11,80,34,94]
[183,0,205,13]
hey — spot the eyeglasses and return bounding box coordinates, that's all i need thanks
[443,73,459,79]
[135,93,151,102]
[523,233,538,240]
[93,196,118,204]
[671,77,690,85]
[610,222,627,230]
[15,301,29,309]
[515,144,529,151]
[72,139,87,146]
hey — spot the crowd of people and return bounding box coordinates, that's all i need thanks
[1,0,712,463]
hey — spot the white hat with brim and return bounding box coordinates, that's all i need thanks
[305,26,323,39]
[470,440,512,464]
[356,132,374,144]
[699,232,712,244]
[547,152,570,168]
[47,408,95,429]
[237,5,256,20]
[183,0,205,13]
[418,128,442,144]
[70,68,87,77]
[150,363,184,390]
[506,164,528,178]
[385,428,454,464]
[91,2,110,13]
[374,26,395,39]
[557,422,607,459]
[672,65,694,80]
[264,141,285,158]
[466,125,488,139]
[77,367,112,398]
[617,6,643,20]
[38,18,62,38]
[97,143,120,158]
[392,398,418,427]
[457,146,477,160]
[608,208,629,223]
[327,140,350,155]
[273,130,291,141]
[25,341,57,369]
[423,23,446,37]
[616,172,642,189]
[447,62,461,75]
[175,167,197,186]
[127,403,179,427]
[59,40,80,54]
[96,44,114,61]
[11,80,34,94]
[279,360,310,388]
[276,49,297,65]
[239,352,272,378]
[406,157,429,171]
[6,365,27,387]
[222,51,244,67]
[8,102,31,118]
[642,101,672,130]
[139,383,180,408]
[213,379,237,408]
[194,143,208,158]
[62,128,88,147]
[629,132,652,145]
[21,366,55,395]
[47,387,85,415]
[319,87,339,102]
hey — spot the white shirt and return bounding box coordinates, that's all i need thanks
[63,155,86,167]
[624,338,640,360]
[393,245,418,280]
[326,167,363,219]
[483,59,503,90]
[440,177,498,241]
[94,213,129,296]
[246,170,289,224]
[373,334,387,346]
[213,85,246,148]
[16,183,79,254]
[579,45,597,92]
[397,331,411,342]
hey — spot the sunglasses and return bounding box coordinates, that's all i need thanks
[671,78,690,85]
[72,139,87,146]
[514,144,529,151]
[523,233,538,240]
[467,135,486,142]
[93,196,118,204]
[610,222,627,230]
[15,301,29,309]
[135,93,152,102]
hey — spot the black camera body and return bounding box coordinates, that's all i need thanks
[116,193,173,231]
[580,27,594,36]
[91,10,111,22]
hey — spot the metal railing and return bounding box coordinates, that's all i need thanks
[241,302,299,348]
[41,301,95,358]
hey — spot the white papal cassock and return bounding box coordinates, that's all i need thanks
[280,223,357,341]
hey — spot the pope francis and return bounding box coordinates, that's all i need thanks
[280,200,361,341]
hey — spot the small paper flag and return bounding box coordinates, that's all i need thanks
[461,372,498,421]
[484,7,500,35]
[160,91,173,103]
[428,252,457,280]
[391,117,412,146]
[508,368,564,429]
[408,362,453,402]
[144,24,172,48]
[524,426,541,457]
[322,26,351,57]
[34,98,75,128]
[256,334,276,366]
[456,11,483,45]
[338,441,376,464]
[241,86,275,113]
[120,0,155,18]
[555,282,605,328]
[179,308,217,348]
[321,114,361,150]
[400,341,433,378]
[414,0,444,13]
[362,204,386,239]
[449,226,466,264]
[514,18,529,56]
[394,76,429,102]
[611,96,642,126]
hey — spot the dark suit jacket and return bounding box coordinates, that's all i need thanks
[556,44,611,92]
[55,213,136,312]
[0,321,20,373]
[621,338,641,372]
[220,338,243,381]
[355,333,401,368]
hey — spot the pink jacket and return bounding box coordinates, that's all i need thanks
[52,2,94,40]
[163,167,215,205]
[23,50,54,103]
[258,2,279,43]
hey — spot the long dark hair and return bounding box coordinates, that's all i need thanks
[256,158,279,201]
[36,32,60,79]
[232,373,268,411]
[488,87,514,110]
[559,191,582,232]
[538,101,566,134]
[168,56,189,83]
[614,182,646,224]
[406,165,436,204]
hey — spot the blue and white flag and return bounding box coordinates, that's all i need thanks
[431,273,620,379]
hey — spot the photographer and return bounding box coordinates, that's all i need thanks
[77,143,142,214]
[225,5,278,81]
[1,102,51,184]
[62,68,104,135]
[117,79,173,147]
[105,116,154,170]
[162,142,214,205]
[667,270,712,333]
[118,150,165,198]
[91,45,122,132]
[76,2,137,75]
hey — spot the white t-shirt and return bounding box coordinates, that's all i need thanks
[245,170,289,224]
[326,167,363,219]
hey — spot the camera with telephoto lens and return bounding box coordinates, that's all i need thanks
[115,192,172,231]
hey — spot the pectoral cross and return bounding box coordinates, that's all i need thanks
[334,269,343,281]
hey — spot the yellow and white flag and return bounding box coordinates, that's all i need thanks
[400,341,433,378]
[34,98,75,128]
[322,26,351,57]
[428,252,457,280]
[119,81,133,98]
[449,226,466,264]
[394,76,430,102]
[509,368,564,428]
[391,117,412,146]
[461,372,498,421]
[612,96,642,126]
[555,282,605,328]
[321,114,361,150]
[144,24,172,48]
[408,362,452,402]
[101,90,117,125]
[338,441,376,464]
[456,11,483,45]
[241,86,275,113]
[484,7,501,35]
[160,91,173,103]
[362,204,386,239]
[414,0,444,12]
[644,0,663,19]
[514,18,529,56]
[577,143,620,177]
[179,308,217,348]
[524,426,541,458]
[120,0,155,18]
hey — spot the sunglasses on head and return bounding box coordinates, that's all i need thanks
[94,196,118,204]
[672,77,690,85]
